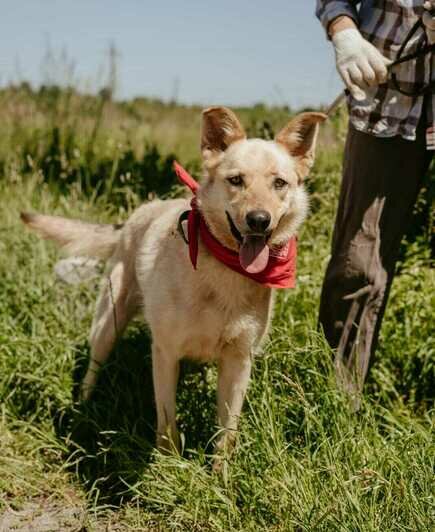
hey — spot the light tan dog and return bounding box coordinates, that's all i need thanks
[21,107,325,461]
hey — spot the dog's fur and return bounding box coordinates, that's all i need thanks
[21,107,325,461]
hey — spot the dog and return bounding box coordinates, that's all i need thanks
[21,107,325,463]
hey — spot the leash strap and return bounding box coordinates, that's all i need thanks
[173,162,200,268]
[390,18,435,96]
[177,210,190,244]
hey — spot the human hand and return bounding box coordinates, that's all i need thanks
[332,28,391,100]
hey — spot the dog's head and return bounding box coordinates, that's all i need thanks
[197,107,326,273]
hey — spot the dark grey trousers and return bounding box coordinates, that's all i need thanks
[319,121,433,398]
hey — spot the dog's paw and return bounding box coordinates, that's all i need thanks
[212,454,226,474]
[212,430,237,475]
[156,431,181,455]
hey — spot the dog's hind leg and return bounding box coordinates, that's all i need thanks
[81,259,138,400]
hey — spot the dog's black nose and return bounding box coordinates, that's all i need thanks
[246,210,271,233]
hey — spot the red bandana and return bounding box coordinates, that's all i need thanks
[173,161,297,289]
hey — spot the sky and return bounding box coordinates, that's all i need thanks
[0,1,343,109]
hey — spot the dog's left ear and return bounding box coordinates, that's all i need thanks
[201,107,246,160]
[275,112,327,182]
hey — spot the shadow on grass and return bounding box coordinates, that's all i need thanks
[54,322,217,505]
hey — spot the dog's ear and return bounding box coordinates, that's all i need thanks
[275,112,327,182]
[201,107,246,158]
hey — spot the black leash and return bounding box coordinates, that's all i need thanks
[390,17,435,96]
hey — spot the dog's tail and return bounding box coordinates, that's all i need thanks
[20,212,122,260]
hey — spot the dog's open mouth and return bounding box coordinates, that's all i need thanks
[226,211,270,274]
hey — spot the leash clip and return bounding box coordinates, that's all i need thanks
[177,210,190,244]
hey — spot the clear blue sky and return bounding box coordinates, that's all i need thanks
[1,1,343,109]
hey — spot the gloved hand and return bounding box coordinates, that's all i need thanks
[423,1,435,45]
[332,28,391,101]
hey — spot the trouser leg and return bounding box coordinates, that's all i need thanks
[319,123,433,398]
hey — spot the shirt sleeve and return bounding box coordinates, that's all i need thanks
[315,1,361,34]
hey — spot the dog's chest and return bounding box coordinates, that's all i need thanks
[174,270,272,361]
[179,293,262,361]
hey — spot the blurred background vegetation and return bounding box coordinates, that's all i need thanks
[1,70,432,260]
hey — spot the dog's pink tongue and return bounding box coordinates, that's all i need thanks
[239,235,270,274]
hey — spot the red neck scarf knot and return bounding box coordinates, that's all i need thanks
[173,161,297,289]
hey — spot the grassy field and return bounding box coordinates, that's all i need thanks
[0,85,434,531]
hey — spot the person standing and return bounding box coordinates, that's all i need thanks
[316,0,434,401]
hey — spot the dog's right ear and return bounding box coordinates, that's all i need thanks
[275,112,327,183]
[201,107,246,160]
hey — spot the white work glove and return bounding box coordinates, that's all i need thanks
[332,28,391,101]
[423,1,435,45]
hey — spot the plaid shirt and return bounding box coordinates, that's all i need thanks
[316,0,434,148]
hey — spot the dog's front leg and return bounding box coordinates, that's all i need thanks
[152,343,180,453]
[214,348,252,469]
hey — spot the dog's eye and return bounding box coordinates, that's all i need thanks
[227,175,244,187]
[273,177,288,190]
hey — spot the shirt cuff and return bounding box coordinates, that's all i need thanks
[317,3,359,36]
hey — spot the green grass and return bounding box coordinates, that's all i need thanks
[0,87,433,530]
